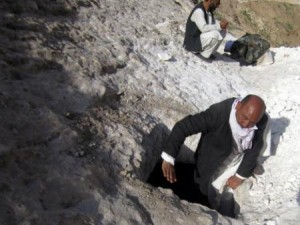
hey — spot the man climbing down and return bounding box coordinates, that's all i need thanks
[161,95,269,217]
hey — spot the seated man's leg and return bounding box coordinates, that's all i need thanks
[212,29,227,56]
[200,30,224,58]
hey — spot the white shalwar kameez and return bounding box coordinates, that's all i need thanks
[190,8,226,58]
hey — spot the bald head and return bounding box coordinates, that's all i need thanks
[236,95,266,128]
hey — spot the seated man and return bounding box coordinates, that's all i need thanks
[183,0,228,59]
[161,95,269,217]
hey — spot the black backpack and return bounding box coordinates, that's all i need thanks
[230,33,270,64]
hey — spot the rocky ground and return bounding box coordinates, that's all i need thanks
[0,0,299,225]
[0,0,240,224]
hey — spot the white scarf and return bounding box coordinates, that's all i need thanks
[229,99,257,153]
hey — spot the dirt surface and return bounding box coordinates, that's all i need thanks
[0,0,243,224]
[217,0,300,47]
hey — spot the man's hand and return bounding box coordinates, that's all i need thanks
[162,160,177,183]
[220,19,228,30]
[226,175,244,189]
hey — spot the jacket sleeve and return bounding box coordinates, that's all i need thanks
[237,114,269,177]
[164,99,231,159]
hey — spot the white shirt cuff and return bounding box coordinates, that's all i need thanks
[216,21,221,31]
[161,152,175,166]
[235,173,247,180]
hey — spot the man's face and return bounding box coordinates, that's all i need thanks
[209,0,221,12]
[235,101,262,129]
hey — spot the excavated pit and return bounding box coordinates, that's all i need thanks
[147,159,210,208]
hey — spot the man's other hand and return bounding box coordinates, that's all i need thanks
[162,160,177,183]
[226,175,244,189]
[220,19,228,30]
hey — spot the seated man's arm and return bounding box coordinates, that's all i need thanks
[191,9,221,33]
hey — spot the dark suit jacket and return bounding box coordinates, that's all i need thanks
[164,98,268,195]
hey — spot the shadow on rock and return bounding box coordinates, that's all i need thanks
[270,117,290,156]
[0,1,123,224]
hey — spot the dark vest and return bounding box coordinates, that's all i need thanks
[183,3,215,52]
